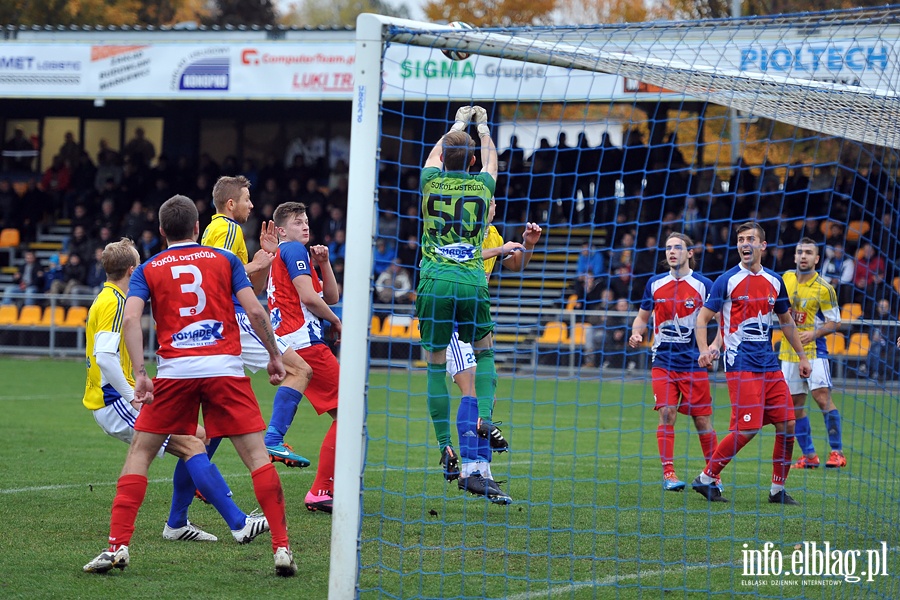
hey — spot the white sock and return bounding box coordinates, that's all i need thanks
[699,472,715,485]
[461,461,490,478]
[770,483,785,495]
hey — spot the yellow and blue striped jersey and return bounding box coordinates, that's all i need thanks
[778,270,841,362]
[82,282,134,410]
[483,225,503,276]
[201,213,248,264]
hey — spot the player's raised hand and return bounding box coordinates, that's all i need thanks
[451,106,474,131]
[260,220,278,254]
[472,106,491,137]
[267,355,286,386]
[522,222,542,245]
[309,244,330,266]
[628,332,643,348]
[134,374,154,405]
[501,241,525,256]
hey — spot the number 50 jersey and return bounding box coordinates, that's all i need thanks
[128,242,252,378]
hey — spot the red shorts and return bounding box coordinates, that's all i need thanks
[135,376,265,439]
[651,368,713,417]
[725,371,795,431]
[297,343,339,415]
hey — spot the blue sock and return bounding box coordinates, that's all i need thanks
[183,454,246,531]
[456,395,492,464]
[794,415,816,456]
[824,409,843,451]
[265,387,303,446]
[167,459,193,529]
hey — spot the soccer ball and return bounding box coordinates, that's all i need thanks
[441,21,474,61]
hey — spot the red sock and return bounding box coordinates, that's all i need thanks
[703,432,751,478]
[311,421,337,495]
[657,425,675,474]
[108,474,148,550]
[697,430,718,464]
[251,463,289,552]
[772,432,794,485]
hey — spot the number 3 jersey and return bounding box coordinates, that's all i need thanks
[419,167,495,288]
[639,270,714,372]
[267,240,324,349]
[128,242,251,378]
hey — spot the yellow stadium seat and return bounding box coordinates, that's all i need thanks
[370,315,382,336]
[0,228,20,248]
[40,306,65,326]
[382,316,410,338]
[825,333,846,356]
[845,333,870,357]
[0,304,18,326]
[571,323,590,346]
[537,321,568,345]
[16,305,42,326]
[407,318,421,341]
[564,294,579,312]
[840,303,863,322]
[62,305,88,328]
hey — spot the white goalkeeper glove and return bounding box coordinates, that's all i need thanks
[450,106,474,131]
[472,106,491,138]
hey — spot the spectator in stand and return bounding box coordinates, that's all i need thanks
[327,229,346,262]
[605,298,640,370]
[300,178,327,208]
[41,155,71,215]
[397,234,419,271]
[4,125,35,172]
[0,178,15,228]
[85,246,106,293]
[328,159,349,192]
[138,228,161,261]
[573,242,605,297]
[373,237,395,277]
[94,147,123,194]
[123,127,156,169]
[49,251,90,298]
[57,132,81,166]
[610,264,636,303]
[68,225,94,265]
[610,231,635,271]
[375,257,414,305]
[194,197,215,235]
[19,177,51,241]
[632,235,659,298]
[324,205,346,244]
[257,177,282,207]
[2,250,44,306]
[861,298,900,381]
[327,176,348,210]
[96,139,120,168]
[94,199,119,237]
[853,242,886,309]
[42,253,64,294]
[821,244,855,306]
[303,200,325,244]
[121,200,149,241]
[119,160,146,201]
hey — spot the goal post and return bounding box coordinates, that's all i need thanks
[330,9,900,599]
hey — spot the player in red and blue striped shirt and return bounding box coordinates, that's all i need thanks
[629,233,721,492]
[692,222,811,506]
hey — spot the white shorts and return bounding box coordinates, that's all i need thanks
[92,398,168,458]
[446,332,477,380]
[236,311,291,373]
[781,358,832,396]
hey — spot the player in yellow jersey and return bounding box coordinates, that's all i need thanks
[83,239,269,550]
[447,195,542,503]
[202,175,314,469]
[779,238,846,469]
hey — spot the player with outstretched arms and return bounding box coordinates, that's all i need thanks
[201,175,314,469]
[83,195,297,576]
[416,105,504,485]
[266,201,342,514]
[628,233,721,492]
[447,196,542,503]
[692,222,811,506]
[780,238,846,469]
[82,238,269,548]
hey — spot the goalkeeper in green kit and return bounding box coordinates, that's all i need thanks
[416,105,508,496]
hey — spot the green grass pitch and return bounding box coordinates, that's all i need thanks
[0,357,896,599]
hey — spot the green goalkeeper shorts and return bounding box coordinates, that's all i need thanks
[415,277,494,352]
